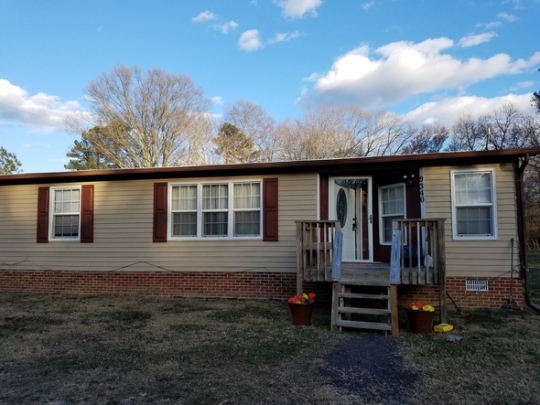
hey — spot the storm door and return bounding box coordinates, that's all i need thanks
[329,177,373,261]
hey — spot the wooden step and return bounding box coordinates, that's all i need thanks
[338,277,390,286]
[337,292,390,300]
[336,319,392,331]
[337,307,391,316]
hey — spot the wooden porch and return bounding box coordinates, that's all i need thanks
[296,219,447,336]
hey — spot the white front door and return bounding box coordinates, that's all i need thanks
[329,177,372,261]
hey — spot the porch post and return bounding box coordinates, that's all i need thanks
[296,222,303,295]
[436,219,447,323]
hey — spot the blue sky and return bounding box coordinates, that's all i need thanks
[1,0,539,173]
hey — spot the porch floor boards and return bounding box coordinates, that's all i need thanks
[340,262,390,286]
[305,261,437,285]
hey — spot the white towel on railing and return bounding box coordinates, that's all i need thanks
[424,255,433,269]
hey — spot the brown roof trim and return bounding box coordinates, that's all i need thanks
[1,148,539,186]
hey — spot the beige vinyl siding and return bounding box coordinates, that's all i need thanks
[0,174,318,274]
[423,163,518,277]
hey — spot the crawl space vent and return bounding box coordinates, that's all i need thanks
[465,279,489,291]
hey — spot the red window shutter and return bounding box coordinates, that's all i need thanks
[80,185,94,243]
[154,182,168,242]
[263,178,278,241]
[37,187,50,243]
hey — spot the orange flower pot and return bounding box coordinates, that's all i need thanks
[289,303,314,326]
[405,308,435,334]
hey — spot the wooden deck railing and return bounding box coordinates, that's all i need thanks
[390,218,446,285]
[295,220,340,293]
[390,218,447,322]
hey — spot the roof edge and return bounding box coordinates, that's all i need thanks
[1,148,539,186]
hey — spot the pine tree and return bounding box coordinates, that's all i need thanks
[65,127,118,170]
[214,122,259,164]
[0,146,22,174]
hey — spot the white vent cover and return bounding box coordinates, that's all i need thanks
[465,279,489,291]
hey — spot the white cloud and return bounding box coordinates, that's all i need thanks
[238,30,263,52]
[211,96,223,105]
[402,94,536,128]
[216,20,239,34]
[299,37,540,110]
[507,81,535,91]
[515,81,534,88]
[274,0,322,18]
[459,32,496,48]
[498,12,517,22]
[192,10,216,23]
[362,1,375,11]
[193,11,238,35]
[0,79,90,132]
[269,31,300,43]
[479,21,502,29]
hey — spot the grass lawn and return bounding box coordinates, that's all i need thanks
[1,292,539,405]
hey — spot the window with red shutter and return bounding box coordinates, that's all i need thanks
[37,185,94,243]
[154,179,278,241]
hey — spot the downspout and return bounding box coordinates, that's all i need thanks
[515,154,540,313]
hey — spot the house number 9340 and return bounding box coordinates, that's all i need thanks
[419,175,424,202]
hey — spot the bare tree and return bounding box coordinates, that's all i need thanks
[222,101,276,162]
[274,105,414,161]
[402,124,449,154]
[361,110,416,156]
[448,104,539,152]
[447,113,486,151]
[66,65,212,168]
[488,103,528,150]
[533,91,540,114]
[274,106,361,161]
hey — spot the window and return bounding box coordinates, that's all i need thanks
[451,169,497,240]
[37,185,94,243]
[170,181,261,239]
[51,187,81,240]
[379,184,406,244]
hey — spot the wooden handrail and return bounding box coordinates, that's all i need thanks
[295,220,340,293]
[391,218,447,323]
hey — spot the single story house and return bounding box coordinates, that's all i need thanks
[1,148,539,320]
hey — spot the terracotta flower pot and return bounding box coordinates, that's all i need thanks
[289,303,314,326]
[405,308,435,334]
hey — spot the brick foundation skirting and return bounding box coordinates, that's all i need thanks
[0,269,335,302]
[399,277,525,309]
[0,270,300,300]
[0,270,524,309]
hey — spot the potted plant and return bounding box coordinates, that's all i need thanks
[405,301,435,334]
[288,292,316,326]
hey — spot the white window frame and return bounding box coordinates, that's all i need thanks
[451,169,498,240]
[168,180,263,240]
[49,186,81,241]
[378,183,406,245]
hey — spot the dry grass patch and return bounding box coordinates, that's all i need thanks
[1,292,539,405]
[0,293,357,405]
[400,308,540,405]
